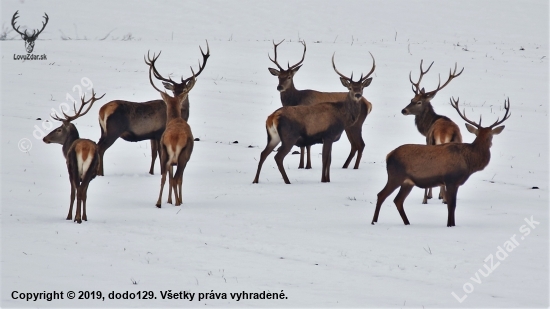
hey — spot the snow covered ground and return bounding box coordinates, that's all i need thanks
[1,0,548,307]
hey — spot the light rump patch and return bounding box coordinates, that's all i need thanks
[98,102,118,133]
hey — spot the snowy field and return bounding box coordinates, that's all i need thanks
[1,0,548,307]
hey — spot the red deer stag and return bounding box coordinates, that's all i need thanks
[268,40,373,169]
[43,90,105,223]
[401,60,464,204]
[372,97,510,227]
[97,42,209,176]
[254,52,375,184]
[145,52,195,208]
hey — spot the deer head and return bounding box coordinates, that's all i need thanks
[43,90,105,145]
[144,51,197,119]
[402,60,463,116]
[267,39,307,92]
[147,41,209,97]
[11,11,49,53]
[450,97,510,146]
[332,52,375,100]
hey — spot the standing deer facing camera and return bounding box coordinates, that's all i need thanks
[401,60,464,204]
[97,42,209,176]
[372,97,510,227]
[145,52,195,208]
[43,90,105,223]
[254,52,375,184]
[267,40,373,170]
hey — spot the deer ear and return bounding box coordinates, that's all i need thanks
[362,77,373,87]
[268,68,280,76]
[424,91,436,101]
[420,87,426,94]
[465,123,478,135]
[162,82,175,91]
[492,125,505,135]
[340,77,351,88]
[291,65,302,74]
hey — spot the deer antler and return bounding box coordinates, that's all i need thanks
[425,63,464,97]
[52,89,105,123]
[268,39,306,71]
[11,11,26,37]
[488,98,511,128]
[409,59,434,95]
[268,39,285,71]
[450,97,511,129]
[11,11,49,39]
[450,97,481,128]
[182,40,210,85]
[144,51,168,93]
[332,52,375,83]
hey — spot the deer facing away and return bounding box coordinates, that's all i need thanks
[372,97,510,227]
[267,40,373,170]
[97,42,209,176]
[254,52,375,184]
[401,60,464,204]
[43,90,105,223]
[145,52,195,208]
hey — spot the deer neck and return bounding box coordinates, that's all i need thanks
[166,104,182,123]
[464,137,492,173]
[280,82,302,106]
[62,124,80,158]
[342,93,362,126]
[415,104,440,136]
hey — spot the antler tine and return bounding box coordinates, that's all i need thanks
[11,11,26,37]
[144,50,178,85]
[288,40,307,70]
[428,62,464,96]
[60,89,106,123]
[332,53,351,81]
[268,39,285,71]
[489,98,511,128]
[145,50,167,93]
[449,97,480,128]
[182,40,211,83]
[30,12,49,38]
[409,59,434,94]
[361,52,376,82]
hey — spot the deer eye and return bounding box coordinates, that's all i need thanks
[416,101,422,105]
[56,129,61,132]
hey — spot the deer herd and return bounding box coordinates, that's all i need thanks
[42,40,511,227]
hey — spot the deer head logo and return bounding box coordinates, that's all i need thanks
[11,11,49,54]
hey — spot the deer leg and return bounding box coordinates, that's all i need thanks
[423,188,431,204]
[174,162,187,206]
[80,183,90,221]
[274,141,294,184]
[305,145,312,169]
[67,181,76,220]
[439,185,447,203]
[96,130,121,176]
[321,141,333,183]
[167,165,174,204]
[352,138,365,170]
[156,148,168,208]
[342,128,357,169]
[75,185,83,224]
[445,185,458,227]
[298,146,305,169]
[156,168,167,208]
[394,184,413,225]
[149,139,159,175]
[253,137,280,184]
[372,178,402,224]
